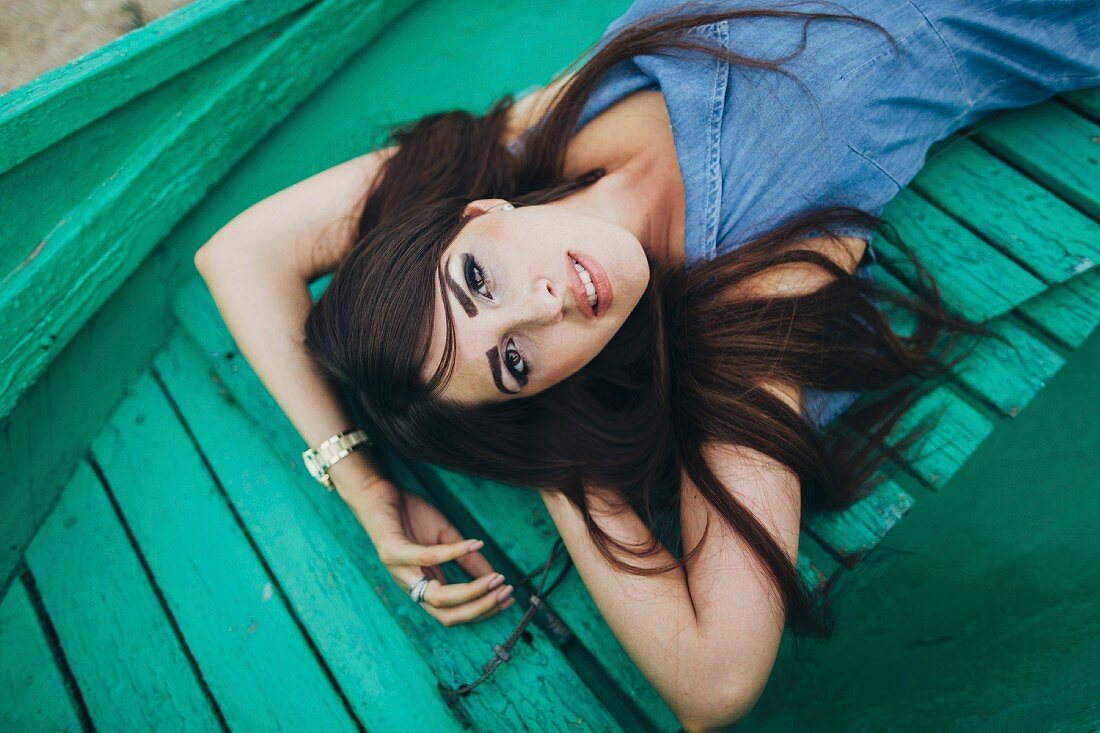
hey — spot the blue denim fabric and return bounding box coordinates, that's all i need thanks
[513,0,1100,428]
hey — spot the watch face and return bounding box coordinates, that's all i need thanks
[302,450,326,480]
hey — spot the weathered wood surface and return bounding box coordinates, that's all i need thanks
[0,0,322,171]
[0,0,419,423]
[0,579,83,733]
[92,370,370,731]
[24,462,221,732]
[1,8,1098,729]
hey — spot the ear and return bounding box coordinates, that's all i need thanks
[462,199,514,219]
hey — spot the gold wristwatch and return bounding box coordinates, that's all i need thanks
[301,427,373,491]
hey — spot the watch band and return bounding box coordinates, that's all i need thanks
[302,427,373,492]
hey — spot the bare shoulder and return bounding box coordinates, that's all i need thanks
[506,74,674,178]
[728,235,868,299]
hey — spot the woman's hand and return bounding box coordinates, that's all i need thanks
[346,479,516,626]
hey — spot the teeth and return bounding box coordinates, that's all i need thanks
[572,257,599,310]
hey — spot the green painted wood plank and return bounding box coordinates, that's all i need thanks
[805,480,915,569]
[911,138,1099,283]
[0,0,419,424]
[871,255,1069,418]
[883,259,1068,418]
[0,15,303,283]
[170,284,628,731]
[0,0,321,172]
[24,461,220,732]
[90,371,360,732]
[153,331,465,733]
[795,552,829,594]
[1018,268,1100,349]
[1060,88,1100,122]
[847,262,998,487]
[881,387,995,490]
[951,318,1067,419]
[876,188,1047,322]
[0,578,83,733]
[975,100,1100,221]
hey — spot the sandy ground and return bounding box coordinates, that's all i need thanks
[1,0,193,94]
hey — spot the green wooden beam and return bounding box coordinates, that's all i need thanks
[876,188,1046,322]
[975,100,1100,221]
[90,370,364,731]
[0,0,419,423]
[0,578,84,732]
[911,138,1098,284]
[805,479,915,570]
[24,461,221,731]
[1018,268,1100,349]
[0,0,320,172]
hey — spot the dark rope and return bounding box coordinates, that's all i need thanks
[438,536,573,698]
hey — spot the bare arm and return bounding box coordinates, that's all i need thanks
[193,148,398,511]
[538,237,867,730]
[191,68,573,476]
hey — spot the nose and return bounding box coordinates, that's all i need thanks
[527,277,564,326]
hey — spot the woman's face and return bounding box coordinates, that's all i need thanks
[423,198,651,405]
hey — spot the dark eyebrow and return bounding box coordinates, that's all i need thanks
[442,254,518,396]
[444,254,478,318]
[486,347,520,395]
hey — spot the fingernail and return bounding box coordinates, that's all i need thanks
[497,585,514,602]
[468,540,484,551]
[488,574,505,589]
[501,597,516,609]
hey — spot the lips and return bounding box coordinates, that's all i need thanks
[566,252,597,319]
[567,250,613,317]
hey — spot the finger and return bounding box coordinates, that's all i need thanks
[406,570,509,609]
[388,537,485,568]
[435,582,515,626]
[428,524,496,580]
[470,595,517,623]
[452,547,496,580]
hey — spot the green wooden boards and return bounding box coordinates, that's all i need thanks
[6,328,630,731]
[24,461,222,731]
[0,0,420,423]
[171,278,669,731]
[975,100,1100,221]
[874,188,1046,322]
[0,579,83,732]
[911,138,1098,285]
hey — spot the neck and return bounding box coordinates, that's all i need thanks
[550,154,684,268]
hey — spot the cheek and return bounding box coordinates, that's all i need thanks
[543,326,614,382]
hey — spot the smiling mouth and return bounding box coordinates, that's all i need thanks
[567,250,613,317]
[566,253,597,319]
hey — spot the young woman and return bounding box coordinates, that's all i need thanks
[195,1,1099,728]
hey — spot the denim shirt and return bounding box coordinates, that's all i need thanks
[513,0,1100,429]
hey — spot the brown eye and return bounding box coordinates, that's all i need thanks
[464,254,491,300]
[504,340,529,383]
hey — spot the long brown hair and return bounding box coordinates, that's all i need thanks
[304,2,986,637]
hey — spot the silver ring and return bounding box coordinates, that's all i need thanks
[409,575,432,604]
